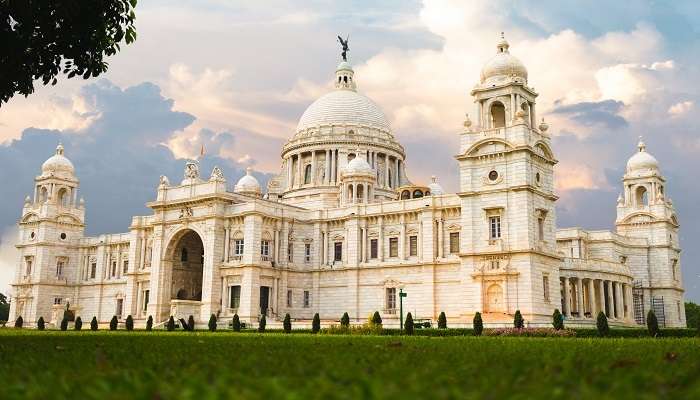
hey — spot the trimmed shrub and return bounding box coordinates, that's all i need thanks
[60,317,68,331]
[438,311,447,329]
[341,312,350,328]
[647,309,660,337]
[90,316,98,331]
[209,314,217,332]
[187,315,196,331]
[312,313,320,334]
[283,313,292,333]
[371,311,382,327]
[125,315,134,331]
[258,315,266,333]
[74,316,82,331]
[14,316,23,328]
[37,317,45,330]
[514,310,524,329]
[146,315,153,331]
[166,316,175,331]
[473,312,483,336]
[109,316,118,331]
[404,312,414,335]
[552,309,564,331]
[596,311,609,337]
[232,314,241,332]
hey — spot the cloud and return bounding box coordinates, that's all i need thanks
[551,100,628,130]
[0,226,18,294]
[668,101,694,117]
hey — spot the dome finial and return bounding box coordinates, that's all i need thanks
[56,142,64,156]
[246,166,253,175]
[637,136,646,152]
[497,32,510,53]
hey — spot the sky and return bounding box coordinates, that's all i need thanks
[1,0,699,301]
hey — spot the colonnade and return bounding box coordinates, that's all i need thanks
[560,276,632,321]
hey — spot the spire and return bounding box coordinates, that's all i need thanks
[637,136,646,152]
[497,31,510,53]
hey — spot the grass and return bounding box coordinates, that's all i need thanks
[1,330,699,399]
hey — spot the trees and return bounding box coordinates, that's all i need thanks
[283,313,292,333]
[187,315,196,331]
[0,0,138,105]
[60,317,68,331]
[340,312,350,328]
[404,312,414,335]
[371,311,382,327]
[146,316,153,331]
[37,316,45,331]
[0,292,9,322]
[109,316,118,331]
[552,309,564,331]
[258,315,266,333]
[208,314,217,332]
[74,316,82,331]
[166,316,175,332]
[232,314,241,332]
[312,313,320,334]
[596,312,609,337]
[90,316,98,331]
[685,302,700,330]
[438,311,447,329]
[647,309,660,337]
[473,312,483,336]
[125,315,134,331]
[14,316,23,328]
[513,310,524,329]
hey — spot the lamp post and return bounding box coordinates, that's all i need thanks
[399,288,407,332]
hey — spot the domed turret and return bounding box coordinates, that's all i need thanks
[344,154,373,175]
[428,176,444,196]
[234,167,262,197]
[626,137,659,177]
[41,143,75,178]
[480,32,528,86]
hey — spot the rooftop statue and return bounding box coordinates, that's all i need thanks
[337,35,349,61]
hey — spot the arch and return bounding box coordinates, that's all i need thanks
[490,101,506,128]
[635,185,648,206]
[463,138,515,157]
[401,190,410,200]
[347,184,354,202]
[356,184,364,203]
[304,164,312,184]
[485,284,504,313]
[57,187,69,207]
[347,153,356,162]
[413,189,424,198]
[533,141,555,160]
[164,229,205,302]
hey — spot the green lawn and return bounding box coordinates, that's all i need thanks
[1,330,699,399]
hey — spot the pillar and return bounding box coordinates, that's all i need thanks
[606,280,614,318]
[576,278,584,317]
[331,150,336,184]
[437,218,444,258]
[385,155,390,188]
[587,279,595,317]
[287,157,293,189]
[311,151,316,184]
[598,280,606,318]
[615,282,624,320]
[394,158,399,188]
[378,216,384,262]
[296,153,302,188]
[399,214,406,260]
[325,150,331,184]
[223,224,230,262]
[563,277,570,317]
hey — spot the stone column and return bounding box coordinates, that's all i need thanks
[385,154,390,188]
[361,225,367,263]
[477,101,483,127]
[325,150,331,184]
[399,214,406,260]
[331,150,336,184]
[562,277,570,317]
[418,218,423,261]
[297,153,303,187]
[598,280,606,317]
[437,218,444,259]
[587,279,595,317]
[223,225,230,263]
[576,278,584,317]
[615,282,624,320]
[273,227,280,265]
[287,157,293,189]
[606,280,614,318]
[139,231,147,269]
[395,158,400,187]
[378,216,384,262]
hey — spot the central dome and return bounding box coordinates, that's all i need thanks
[296,90,391,133]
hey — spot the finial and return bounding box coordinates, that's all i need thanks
[56,142,64,155]
[497,32,509,52]
[246,166,253,175]
[431,175,437,183]
[637,136,646,152]
[501,31,505,39]
[538,117,549,133]
[463,113,472,129]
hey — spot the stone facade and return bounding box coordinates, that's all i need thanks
[8,36,686,328]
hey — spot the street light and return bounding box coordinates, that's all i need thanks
[399,288,407,332]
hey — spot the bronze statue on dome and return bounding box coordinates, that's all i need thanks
[337,35,349,61]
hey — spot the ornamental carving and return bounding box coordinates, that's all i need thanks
[209,166,225,182]
[184,161,200,180]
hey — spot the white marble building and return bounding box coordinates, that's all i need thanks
[9,36,686,328]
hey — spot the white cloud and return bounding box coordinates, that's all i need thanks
[0,226,18,295]
[668,101,694,117]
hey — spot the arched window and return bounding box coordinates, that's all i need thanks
[57,188,69,207]
[357,184,364,203]
[635,186,648,206]
[413,190,423,198]
[347,184,354,202]
[39,186,49,203]
[490,102,506,128]
[401,190,410,200]
[304,164,312,184]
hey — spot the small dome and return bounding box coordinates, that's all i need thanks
[428,176,444,195]
[41,143,75,177]
[480,33,528,85]
[345,154,373,174]
[234,167,261,195]
[626,138,659,176]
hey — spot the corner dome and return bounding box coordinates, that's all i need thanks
[345,154,373,174]
[41,143,75,177]
[234,167,261,196]
[626,138,659,175]
[480,33,528,85]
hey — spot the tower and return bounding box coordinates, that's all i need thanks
[456,34,560,323]
[616,138,684,325]
[9,143,85,325]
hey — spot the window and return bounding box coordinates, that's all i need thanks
[181,248,188,261]
[287,290,292,307]
[143,290,150,312]
[334,242,343,262]
[111,261,117,277]
[234,239,244,256]
[54,297,62,305]
[116,299,123,318]
[489,216,501,240]
[90,262,97,279]
[25,258,32,276]
[543,275,550,302]
[449,232,460,254]
[386,288,396,310]
[538,217,545,241]
[288,242,293,262]
[303,290,310,308]
[229,285,241,309]
[488,170,499,181]
[672,259,678,281]
[261,240,270,257]
[305,243,311,263]
[370,239,378,259]
[56,260,64,278]
[489,260,499,270]
[409,236,418,257]
[304,164,312,184]
[123,260,129,274]
[389,238,398,258]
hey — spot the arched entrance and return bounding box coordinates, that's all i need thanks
[485,284,504,313]
[168,229,204,302]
